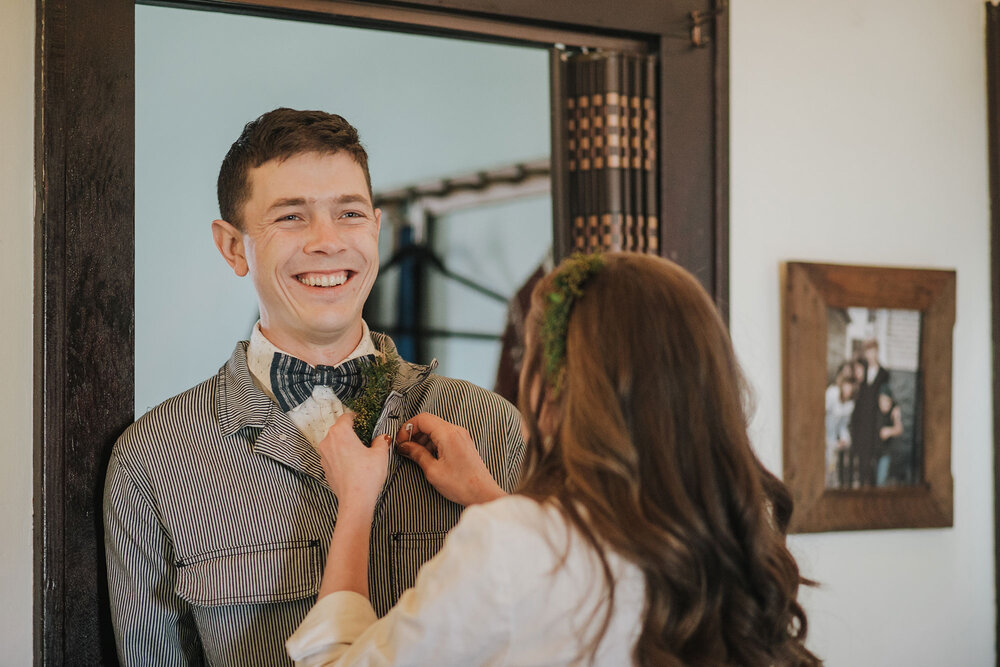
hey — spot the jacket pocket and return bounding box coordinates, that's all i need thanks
[175,539,322,607]
[389,531,448,600]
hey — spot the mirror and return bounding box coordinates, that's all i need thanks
[135,5,552,414]
[37,1,725,660]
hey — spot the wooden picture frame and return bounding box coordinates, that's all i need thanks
[781,261,955,533]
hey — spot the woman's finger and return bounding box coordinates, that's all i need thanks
[396,412,451,444]
[397,440,437,471]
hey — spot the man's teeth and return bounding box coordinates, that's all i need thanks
[297,273,348,287]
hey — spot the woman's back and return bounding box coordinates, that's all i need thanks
[291,494,645,666]
[474,496,644,665]
[517,253,819,666]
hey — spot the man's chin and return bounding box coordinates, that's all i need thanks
[299,318,363,344]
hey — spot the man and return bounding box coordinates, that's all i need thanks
[104,108,524,665]
[849,338,890,487]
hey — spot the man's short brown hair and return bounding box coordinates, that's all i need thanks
[217,108,372,229]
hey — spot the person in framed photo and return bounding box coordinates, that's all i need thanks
[825,361,856,488]
[876,385,904,487]
[850,339,890,487]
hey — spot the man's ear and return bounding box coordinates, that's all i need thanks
[211,219,249,277]
[373,208,382,236]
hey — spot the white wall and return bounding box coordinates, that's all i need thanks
[0,0,35,663]
[731,1,993,664]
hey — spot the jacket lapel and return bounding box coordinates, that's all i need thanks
[254,415,328,487]
[216,341,329,488]
[369,334,437,501]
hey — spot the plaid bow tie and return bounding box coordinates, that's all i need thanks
[269,352,376,412]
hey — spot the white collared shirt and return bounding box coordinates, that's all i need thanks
[246,321,378,446]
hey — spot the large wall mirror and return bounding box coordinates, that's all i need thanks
[135,5,554,413]
[35,0,727,661]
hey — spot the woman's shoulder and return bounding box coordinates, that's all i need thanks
[462,495,559,531]
[454,496,568,553]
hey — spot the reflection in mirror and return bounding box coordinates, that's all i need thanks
[135,5,551,415]
[368,159,552,398]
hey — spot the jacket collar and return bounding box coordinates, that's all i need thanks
[215,336,437,489]
[216,341,327,486]
[370,332,437,394]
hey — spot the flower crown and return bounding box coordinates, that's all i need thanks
[540,253,605,392]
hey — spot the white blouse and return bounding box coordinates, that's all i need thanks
[286,495,646,666]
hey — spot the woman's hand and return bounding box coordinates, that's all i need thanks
[317,411,391,513]
[396,413,507,507]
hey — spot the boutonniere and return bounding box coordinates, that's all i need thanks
[345,341,400,442]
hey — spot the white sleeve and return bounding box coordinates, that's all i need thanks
[286,592,379,666]
[825,385,837,413]
[287,503,514,666]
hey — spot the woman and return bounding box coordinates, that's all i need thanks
[875,385,903,486]
[825,361,856,488]
[287,252,819,666]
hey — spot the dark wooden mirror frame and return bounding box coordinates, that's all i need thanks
[34,0,728,661]
[987,1,1000,656]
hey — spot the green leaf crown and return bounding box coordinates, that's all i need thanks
[540,253,604,393]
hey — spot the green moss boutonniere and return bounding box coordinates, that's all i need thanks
[345,344,400,443]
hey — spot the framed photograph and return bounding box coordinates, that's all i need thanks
[781,262,955,533]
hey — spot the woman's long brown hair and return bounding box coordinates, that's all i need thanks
[517,253,819,666]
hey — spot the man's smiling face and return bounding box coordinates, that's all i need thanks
[214,150,381,363]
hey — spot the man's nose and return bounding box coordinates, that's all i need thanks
[303,217,344,253]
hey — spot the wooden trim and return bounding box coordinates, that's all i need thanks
[35,0,135,663]
[34,0,68,657]
[35,0,727,661]
[549,47,572,262]
[713,0,730,318]
[144,0,651,52]
[658,30,717,292]
[986,0,1000,657]
[393,0,687,35]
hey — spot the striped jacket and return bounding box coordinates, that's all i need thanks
[104,337,524,666]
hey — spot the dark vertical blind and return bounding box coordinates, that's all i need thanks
[561,51,660,254]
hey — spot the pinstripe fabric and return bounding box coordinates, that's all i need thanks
[104,335,523,666]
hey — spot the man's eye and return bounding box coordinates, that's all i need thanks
[278,214,302,222]
[342,211,362,218]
